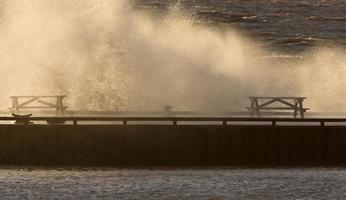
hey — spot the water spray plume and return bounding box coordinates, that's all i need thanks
[0,0,345,112]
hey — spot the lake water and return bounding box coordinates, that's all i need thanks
[134,0,346,53]
[1,167,346,199]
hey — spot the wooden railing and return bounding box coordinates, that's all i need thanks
[1,116,346,126]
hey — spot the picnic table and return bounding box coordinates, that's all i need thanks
[247,96,309,118]
[10,95,68,116]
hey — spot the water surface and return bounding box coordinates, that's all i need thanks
[135,0,346,53]
[1,168,346,199]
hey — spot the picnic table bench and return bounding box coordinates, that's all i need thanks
[10,95,68,116]
[247,96,309,118]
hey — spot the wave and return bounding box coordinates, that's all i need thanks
[197,11,260,23]
[308,16,346,22]
[276,36,323,46]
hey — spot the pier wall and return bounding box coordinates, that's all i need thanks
[0,125,345,166]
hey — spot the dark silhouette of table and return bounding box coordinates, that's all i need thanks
[248,96,309,118]
[10,95,67,116]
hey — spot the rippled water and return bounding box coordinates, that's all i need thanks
[134,0,346,53]
[0,168,346,199]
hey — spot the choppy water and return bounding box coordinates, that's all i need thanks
[134,0,346,53]
[1,168,346,199]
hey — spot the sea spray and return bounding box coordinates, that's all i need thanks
[0,0,345,112]
[0,0,131,111]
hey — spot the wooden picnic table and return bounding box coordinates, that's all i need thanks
[247,96,309,118]
[10,95,68,116]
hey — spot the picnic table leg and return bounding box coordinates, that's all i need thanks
[61,96,66,116]
[56,97,65,116]
[56,97,60,116]
[250,101,255,117]
[254,99,261,117]
[12,97,19,114]
[299,100,305,118]
[60,96,66,116]
[294,102,298,118]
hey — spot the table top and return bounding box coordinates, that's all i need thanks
[10,95,67,98]
[248,96,306,100]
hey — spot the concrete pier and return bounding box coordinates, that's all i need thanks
[0,124,345,166]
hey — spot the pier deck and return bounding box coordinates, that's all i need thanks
[0,116,346,126]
